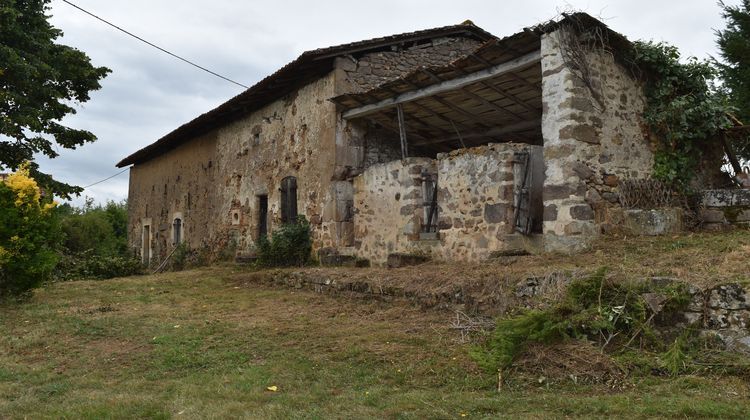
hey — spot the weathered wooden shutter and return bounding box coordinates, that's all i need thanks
[280,176,298,224]
[422,177,438,233]
[513,151,533,235]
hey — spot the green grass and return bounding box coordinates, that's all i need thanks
[1,266,749,419]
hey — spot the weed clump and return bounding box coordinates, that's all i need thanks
[472,268,702,378]
[257,216,312,267]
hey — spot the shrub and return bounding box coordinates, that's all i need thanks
[53,199,136,281]
[0,165,60,297]
[54,250,142,281]
[170,242,190,271]
[57,199,128,257]
[257,216,312,267]
[470,310,567,372]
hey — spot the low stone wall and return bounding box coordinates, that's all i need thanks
[701,189,750,230]
[621,208,683,236]
[435,143,540,261]
[237,268,514,315]
[238,268,750,353]
[352,158,436,264]
[352,144,542,265]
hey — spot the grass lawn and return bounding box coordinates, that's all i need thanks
[1,265,749,419]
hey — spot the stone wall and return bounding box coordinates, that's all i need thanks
[352,158,436,264]
[352,143,544,265]
[701,189,750,230]
[214,73,339,250]
[333,119,403,180]
[127,132,219,264]
[128,32,488,266]
[336,37,481,93]
[435,143,542,261]
[128,73,339,265]
[540,29,655,252]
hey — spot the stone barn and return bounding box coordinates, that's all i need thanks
[118,13,660,266]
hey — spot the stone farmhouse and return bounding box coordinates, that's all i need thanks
[117,13,676,266]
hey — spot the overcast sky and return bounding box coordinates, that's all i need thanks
[36,0,736,206]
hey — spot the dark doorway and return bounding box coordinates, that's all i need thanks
[280,176,298,224]
[258,194,268,238]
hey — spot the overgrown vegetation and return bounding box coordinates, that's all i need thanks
[54,199,141,281]
[630,41,733,188]
[256,216,313,267]
[470,268,744,381]
[0,165,60,297]
[716,0,750,159]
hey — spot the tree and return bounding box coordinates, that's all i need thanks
[58,198,128,256]
[0,0,110,199]
[716,0,750,159]
[0,164,60,297]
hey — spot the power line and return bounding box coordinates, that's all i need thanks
[82,167,130,189]
[60,0,249,89]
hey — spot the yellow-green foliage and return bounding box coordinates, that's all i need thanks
[0,164,60,297]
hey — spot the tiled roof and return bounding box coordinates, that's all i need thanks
[116,22,495,167]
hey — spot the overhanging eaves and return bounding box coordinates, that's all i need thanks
[341,50,541,120]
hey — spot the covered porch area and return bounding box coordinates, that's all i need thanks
[332,37,548,263]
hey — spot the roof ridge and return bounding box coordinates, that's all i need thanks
[117,23,495,167]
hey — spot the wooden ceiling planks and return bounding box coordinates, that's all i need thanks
[329,29,554,153]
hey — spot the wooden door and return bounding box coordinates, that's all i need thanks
[513,151,533,235]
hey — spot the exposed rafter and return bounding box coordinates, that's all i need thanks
[411,120,539,146]
[419,69,528,121]
[342,50,542,119]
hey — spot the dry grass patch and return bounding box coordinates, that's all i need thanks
[0,249,749,418]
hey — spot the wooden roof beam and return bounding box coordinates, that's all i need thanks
[381,105,454,138]
[419,69,527,121]
[465,54,541,113]
[411,119,539,146]
[342,50,541,119]
[378,87,475,132]
[364,88,458,137]
[353,93,452,141]
[366,116,430,144]
[427,95,492,129]
[506,72,542,92]
[399,74,496,129]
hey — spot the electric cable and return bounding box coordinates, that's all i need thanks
[60,0,249,89]
[82,166,130,189]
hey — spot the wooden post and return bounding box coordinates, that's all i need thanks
[396,104,408,159]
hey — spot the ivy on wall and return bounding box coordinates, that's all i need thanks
[630,41,733,188]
